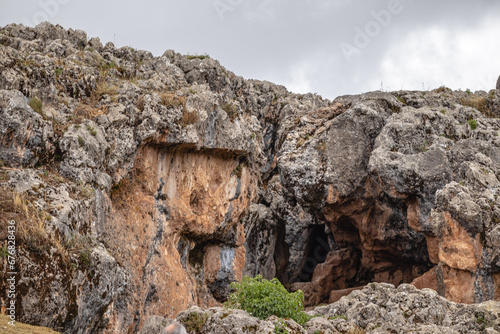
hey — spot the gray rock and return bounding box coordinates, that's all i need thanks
[138,316,173,334]
[1,22,500,334]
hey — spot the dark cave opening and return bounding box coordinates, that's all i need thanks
[296,224,331,282]
[274,219,290,284]
[334,215,362,248]
[188,243,205,270]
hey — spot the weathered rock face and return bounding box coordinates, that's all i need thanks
[162,283,500,333]
[0,22,500,333]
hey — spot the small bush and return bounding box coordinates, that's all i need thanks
[460,96,488,114]
[186,53,210,60]
[79,249,92,270]
[467,119,478,130]
[417,141,429,153]
[396,95,407,104]
[0,246,8,257]
[274,319,289,334]
[86,125,97,136]
[28,97,44,117]
[161,92,186,109]
[95,80,118,97]
[180,312,209,333]
[99,59,118,71]
[225,275,311,326]
[221,102,238,120]
[78,136,84,147]
[435,86,450,93]
[73,104,108,120]
[232,165,242,178]
[180,111,200,126]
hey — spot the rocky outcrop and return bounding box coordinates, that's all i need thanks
[0,23,499,333]
[161,283,500,333]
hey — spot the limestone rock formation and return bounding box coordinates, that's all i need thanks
[0,22,499,333]
[170,283,500,333]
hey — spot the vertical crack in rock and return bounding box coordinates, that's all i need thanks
[176,236,190,271]
[142,178,169,277]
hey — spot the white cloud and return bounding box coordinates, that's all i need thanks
[376,16,500,92]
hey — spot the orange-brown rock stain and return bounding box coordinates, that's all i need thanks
[104,145,256,332]
[438,212,482,272]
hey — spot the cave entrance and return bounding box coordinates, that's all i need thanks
[274,219,290,284]
[296,225,331,282]
[335,215,361,248]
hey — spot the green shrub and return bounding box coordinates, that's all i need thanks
[232,165,242,178]
[79,249,91,270]
[86,125,97,136]
[225,275,311,325]
[221,102,238,120]
[28,97,44,117]
[273,319,289,334]
[435,86,450,93]
[0,246,8,257]
[186,53,210,60]
[417,141,429,153]
[467,119,478,130]
[180,312,209,333]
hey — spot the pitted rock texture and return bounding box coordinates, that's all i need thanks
[161,283,500,334]
[0,22,499,333]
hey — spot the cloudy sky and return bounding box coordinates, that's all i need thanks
[1,0,499,100]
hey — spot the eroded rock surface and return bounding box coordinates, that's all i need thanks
[171,283,500,333]
[0,22,499,333]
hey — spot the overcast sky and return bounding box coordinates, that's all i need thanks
[1,0,499,100]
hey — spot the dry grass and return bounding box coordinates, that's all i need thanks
[11,192,53,254]
[434,86,451,93]
[460,96,489,114]
[52,121,71,136]
[29,97,47,119]
[0,98,8,109]
[73,103,108,122]
[180,111,200,126]
[160,92,186,109]
[1,185,95,266]
[136,94,146,112]
[0,314,60,333]
[94,79,118,97]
